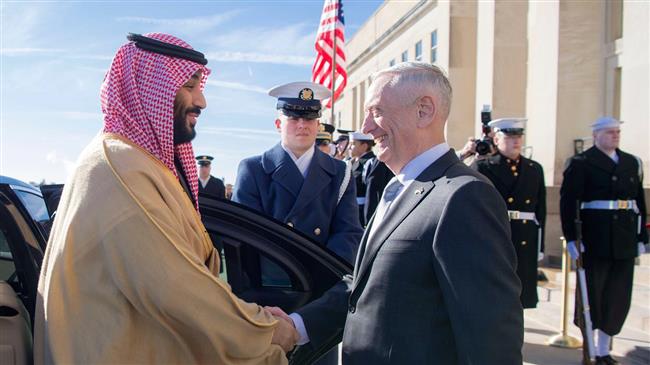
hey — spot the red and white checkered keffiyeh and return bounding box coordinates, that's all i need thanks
[101,33,210,211]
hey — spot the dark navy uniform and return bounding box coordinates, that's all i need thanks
[196,155,226,199]
[362,157,394,226]
[352,151,374,225]
[198,175,225,198]
[233,143,362,263]
[561,146,647,335]
[473,152,546,308]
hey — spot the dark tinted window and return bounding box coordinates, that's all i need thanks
[15,190,49,222]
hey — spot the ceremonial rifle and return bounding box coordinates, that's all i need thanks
[575,202,596,364]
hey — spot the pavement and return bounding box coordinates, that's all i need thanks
[524,253,650,365]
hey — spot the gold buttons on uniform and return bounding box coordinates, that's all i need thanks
[525,199,531,204]
[522,220,527,224]
[508,197,514,203]
[287,222,294,228]
[511,166,517,172]
[514,172,519,177]
[521,241,527,246]
[314,227,321,236]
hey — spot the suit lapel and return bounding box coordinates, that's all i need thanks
[287,149,334,217]
[352,150,459,293]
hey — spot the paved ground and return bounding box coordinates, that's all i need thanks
[524,255,649,365]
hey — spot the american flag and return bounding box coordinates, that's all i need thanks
[312,0,347,109]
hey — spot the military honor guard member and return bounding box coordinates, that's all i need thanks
[232,81,363,365]
[561,117,648,365]
[361,156,394,227]
[472,118,546,309]
[316,123,336,156]
[333,128,353,160]
[348,131,376,225]
[196,155,226,198]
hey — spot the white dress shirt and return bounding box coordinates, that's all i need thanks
[282,143,315,178]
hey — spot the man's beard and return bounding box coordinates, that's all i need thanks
[173,106,201,145]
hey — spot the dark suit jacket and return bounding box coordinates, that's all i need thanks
[472,153,546,308]
[198,175,225,199]
[298,150,523,364]
[233,143,363,263]
[362,157,394,226]
[560,146,647,259]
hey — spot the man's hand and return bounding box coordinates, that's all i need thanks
[567,240,585,260]
[458,137,477,161]
[265,306,292,323]
[271,315,299,352]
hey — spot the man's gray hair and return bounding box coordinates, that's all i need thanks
[371,62,453,121]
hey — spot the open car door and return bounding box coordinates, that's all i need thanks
[199,195,353,365]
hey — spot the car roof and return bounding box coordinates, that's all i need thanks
[0,175,42,195]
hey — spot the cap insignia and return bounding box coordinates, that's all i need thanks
[299,88,314,101]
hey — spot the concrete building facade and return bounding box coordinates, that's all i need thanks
[324,0,649,263]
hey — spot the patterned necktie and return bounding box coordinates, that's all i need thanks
[368,178,403,240]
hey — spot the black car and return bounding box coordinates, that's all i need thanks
[0,175,351,364]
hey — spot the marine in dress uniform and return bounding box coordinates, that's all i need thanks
[348,131,375,226]
[472,118,546,309]
[232,81,362,365]
[560,117,648,365]
[196,155,226,198]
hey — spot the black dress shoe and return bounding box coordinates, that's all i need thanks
[595,355,619,365]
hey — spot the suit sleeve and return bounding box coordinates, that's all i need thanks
[432,180,523,365]
[560,157,584,242]
[326,167,364,264]
[537,164,547,252]
[232,159,264,212]
[295,275,353,348]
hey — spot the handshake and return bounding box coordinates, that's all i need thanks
[266,306,300,352]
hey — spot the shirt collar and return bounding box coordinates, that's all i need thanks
[395,143,450,186]
[281,142,315,177]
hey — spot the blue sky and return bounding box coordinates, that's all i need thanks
[0,0,382,185]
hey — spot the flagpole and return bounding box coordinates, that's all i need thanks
[330,1,337,127]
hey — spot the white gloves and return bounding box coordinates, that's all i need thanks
[537,252,544,262]
[639,242,647,256]
[567,240,585,260]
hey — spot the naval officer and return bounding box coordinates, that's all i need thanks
[196,155,226,198]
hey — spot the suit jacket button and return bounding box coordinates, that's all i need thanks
[508,197,514,203]
[314,227,321,235]
[287,222,294,227]
[521,241,527,246]
[348,304,356,313]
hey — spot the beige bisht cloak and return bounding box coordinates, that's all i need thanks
[35,134,287,364]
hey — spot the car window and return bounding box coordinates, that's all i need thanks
[14,190,49,223]
[0,229,16,281]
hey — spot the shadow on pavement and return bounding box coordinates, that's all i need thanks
[620,345,650,365]
[523,342,582,365]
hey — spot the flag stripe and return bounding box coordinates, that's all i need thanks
[312,0,347,110]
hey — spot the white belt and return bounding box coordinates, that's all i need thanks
[580,200,639,213]
[507,210,543,255]
[356,197,366,205]
[507,210,537,223]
